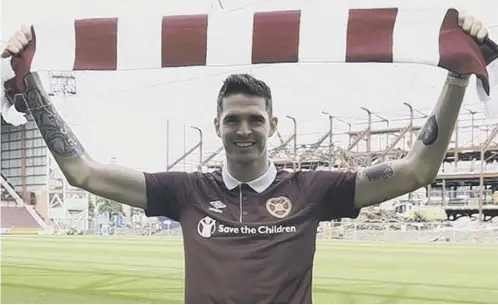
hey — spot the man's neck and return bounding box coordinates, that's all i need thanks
[226,157,270,183]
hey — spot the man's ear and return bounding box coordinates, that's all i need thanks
[214,117,221,138]
[269,116,278,137]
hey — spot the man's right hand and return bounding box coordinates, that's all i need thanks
[1,25,33,58]
[2,25,36,94]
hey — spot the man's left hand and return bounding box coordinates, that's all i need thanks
[458,11,488,44]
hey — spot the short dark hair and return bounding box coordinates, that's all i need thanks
[217,73,272,117]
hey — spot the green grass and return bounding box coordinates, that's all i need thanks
[1,235,498,303]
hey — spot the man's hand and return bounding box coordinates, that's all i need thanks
[451,12,489,80]
[458,12,488,44]
[1,25,32,58]
[2,25,35,93]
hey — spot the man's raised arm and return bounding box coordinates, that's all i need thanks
[354,72,467,208]
[353,13,489,209]
[2,26,148,209]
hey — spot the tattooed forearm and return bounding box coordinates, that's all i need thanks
[15,73,87,158]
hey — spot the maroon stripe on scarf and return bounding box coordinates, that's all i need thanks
[252,10,301,64]
[161,14,208,67]
[437,8,490,93]
[346,8,397,63]
[74,18,118,70]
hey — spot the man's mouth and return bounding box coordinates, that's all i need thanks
[234,141,255,148]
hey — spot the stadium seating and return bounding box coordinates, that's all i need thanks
[1,173,44,234]
[1,206,41,228]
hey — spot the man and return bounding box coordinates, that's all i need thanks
[1,13,488,303]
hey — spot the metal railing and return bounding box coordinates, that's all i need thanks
[83,220,498,244]
[316,220,498,244]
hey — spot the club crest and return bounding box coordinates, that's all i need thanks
[265,196,292,219]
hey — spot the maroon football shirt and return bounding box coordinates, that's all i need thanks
[144,162,358,303]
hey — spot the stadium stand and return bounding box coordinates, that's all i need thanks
[1,172,46,234]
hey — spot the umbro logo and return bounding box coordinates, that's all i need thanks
[209,200,226,214]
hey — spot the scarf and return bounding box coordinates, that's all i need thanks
[2,7,498,126]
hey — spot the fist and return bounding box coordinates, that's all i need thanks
[1,25,33,58]
[458,12,488,44]
[2,24,36,93]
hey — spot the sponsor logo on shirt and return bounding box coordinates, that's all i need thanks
[208,200,226,214]
[196,216,296,239]
[197,216,217,238]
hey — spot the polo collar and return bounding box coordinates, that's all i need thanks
[222,161,277,193]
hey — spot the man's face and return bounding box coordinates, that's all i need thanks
[214,94,278,164]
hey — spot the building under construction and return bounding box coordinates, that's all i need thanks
[200,103,498,222]
[2,85,498,234]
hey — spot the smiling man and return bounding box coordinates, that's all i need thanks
[215,74,276,182]
[143,74,362,302]
[1,12,489,303]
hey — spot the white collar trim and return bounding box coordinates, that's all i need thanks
[222,161,277,193]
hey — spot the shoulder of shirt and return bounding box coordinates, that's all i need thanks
[185,169,223,182]
[145,170,220,180]
[274,168,357,181]
[273,169,315,183]
[181,170,222,179]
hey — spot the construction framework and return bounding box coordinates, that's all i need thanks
[2,89,497,229]
[181,102,498,221]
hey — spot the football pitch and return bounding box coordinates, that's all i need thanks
[1,235,497,304]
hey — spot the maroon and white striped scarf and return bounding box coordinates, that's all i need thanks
[2,7,498,125]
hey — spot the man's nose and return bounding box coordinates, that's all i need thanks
[236,121,252,136]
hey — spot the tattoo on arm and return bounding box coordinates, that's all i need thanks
[354,160,418,208]
[360,163,394,182]
[417,115,439,146]
[16,74,87,158]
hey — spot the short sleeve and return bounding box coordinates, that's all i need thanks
[306,170,360,221]
[143,171,191,221]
